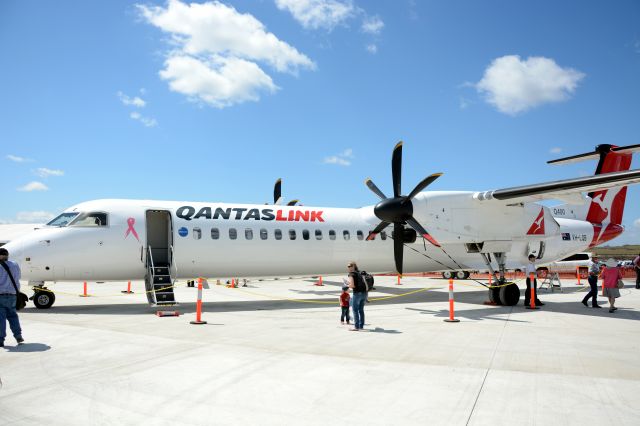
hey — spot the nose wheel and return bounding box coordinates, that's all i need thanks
[30,287,56,309]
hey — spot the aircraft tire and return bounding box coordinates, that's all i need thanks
[442,271,453,280]
[33,291,55,309]
[488,287,502,305]
[499,283,520,306]
[455,271,467,280]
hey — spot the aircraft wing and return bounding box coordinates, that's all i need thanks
[474,169,640,203]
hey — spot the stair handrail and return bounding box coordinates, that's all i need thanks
[169,244,178,284]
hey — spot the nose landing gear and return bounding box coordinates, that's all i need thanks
[29,285,56,309]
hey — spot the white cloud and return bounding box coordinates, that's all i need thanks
[17,181,49,192]
[323,148,353,166]
[366,44,377,54]
[361,15,384,34]
[139,0,314,108]
[475,55,585,115]
[276,0,355,31]
[130,112,158,127]
[160,54,278,108]
[35,168,64,178]
[117,91,146,108]
[6,154,33,163]
[16,211,56,223]
[550,147,562,154]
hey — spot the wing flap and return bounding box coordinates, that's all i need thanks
[474,169,640,203]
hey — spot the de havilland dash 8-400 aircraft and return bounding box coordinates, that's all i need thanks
[5,142,640,309]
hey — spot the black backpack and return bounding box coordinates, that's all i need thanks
[360,271,374,290]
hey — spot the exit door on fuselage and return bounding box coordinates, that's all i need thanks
[145,210,173,269]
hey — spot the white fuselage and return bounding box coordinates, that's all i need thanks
[4,192,598,283]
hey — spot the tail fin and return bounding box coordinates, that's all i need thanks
[585,144,633,225]
[549,144,640,246]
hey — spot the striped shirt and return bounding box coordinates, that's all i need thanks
[0,260,21,294]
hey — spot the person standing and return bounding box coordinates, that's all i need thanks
[582,255,602,308]
[524,254,544,307]
[339,286,351,325]
[634,253,640,290]
[0,248,24,348]
[602,258,623,313]
[347,262,366,331]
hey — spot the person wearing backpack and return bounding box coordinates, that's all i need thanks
[347,262,367,331]
[0,248,24,348]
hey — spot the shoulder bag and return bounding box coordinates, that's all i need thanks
[0,261,28,310]
[616,279,625,289]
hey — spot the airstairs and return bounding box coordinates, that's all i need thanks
[145,246,177,306]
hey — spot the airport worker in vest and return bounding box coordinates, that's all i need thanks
[524,254,544,307]
[582,254,602,308]
[0,247,24,348]
[347,262,366,331]
[634,253,640,289]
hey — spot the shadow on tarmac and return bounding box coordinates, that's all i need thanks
[17,283,640,322]
[4,343,51,352]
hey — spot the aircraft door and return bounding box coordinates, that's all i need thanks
[145,210,173,268]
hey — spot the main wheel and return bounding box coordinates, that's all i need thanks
[499,283,520,306]
[33,291,55,309]
[455,271,467,280]
[442,271,453,279]
[488,287,502,305]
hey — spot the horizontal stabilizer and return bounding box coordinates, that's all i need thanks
[548,143,640,165]
[474,169,640,203]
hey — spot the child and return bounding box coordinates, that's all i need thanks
[340,286,351,324]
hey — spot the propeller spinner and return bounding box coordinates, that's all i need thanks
[365,142,442,274]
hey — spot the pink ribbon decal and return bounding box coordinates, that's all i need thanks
[125,217,140,242]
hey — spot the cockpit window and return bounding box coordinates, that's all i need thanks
[47,212,79,227]
[70,212,108,227]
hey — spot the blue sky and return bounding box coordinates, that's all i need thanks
[1,0,639,244]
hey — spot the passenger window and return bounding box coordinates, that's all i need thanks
[260,229,268,240]
[275,229,282,240]
[380,231,387,241]
[357,230,364,240]
[245,228,253,240]
[315,230,322,240]
[193,227,202,240]
[303,230,310,240]
[229,228,237,240]
[343,230,350,240]
[71,212,108,227]
[329,230,336,240]
[289,230,297,240]
[211,228,219,240]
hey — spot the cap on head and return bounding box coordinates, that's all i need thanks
[0,248,8,256]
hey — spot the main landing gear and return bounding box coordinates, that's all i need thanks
[29,283,56,309]
[480,253,520,306]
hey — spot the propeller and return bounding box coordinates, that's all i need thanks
[365,142,442,274]
[273,178,299,206]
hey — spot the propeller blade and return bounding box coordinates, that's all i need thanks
[406,216,441,247]
[392,141,403,198]
[274,178,282,205]
[393,223,404,274]
[366,221,390,240]
[365,178,387,200]
[286,199,299,206]
[404,173,443,203]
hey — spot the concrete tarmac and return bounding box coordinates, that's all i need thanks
[1,276,639,425]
